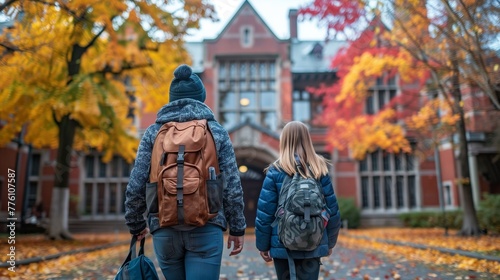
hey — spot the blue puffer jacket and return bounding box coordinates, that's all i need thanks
[255,165,341,259]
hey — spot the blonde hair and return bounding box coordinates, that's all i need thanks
[266,121,329,180]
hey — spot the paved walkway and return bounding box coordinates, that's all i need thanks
[50,234,499,280]
[218,236,498,280]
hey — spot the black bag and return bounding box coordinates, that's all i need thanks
[114,235,160,280]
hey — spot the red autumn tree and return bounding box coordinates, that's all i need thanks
[300,0,499,235]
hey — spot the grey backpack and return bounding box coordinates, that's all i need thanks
[273,163,328,251]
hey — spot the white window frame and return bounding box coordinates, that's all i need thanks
[358,150,420,213]
[80,154,131,220]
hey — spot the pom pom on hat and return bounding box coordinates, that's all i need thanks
[173,64,193,80]
[169,64,206,103]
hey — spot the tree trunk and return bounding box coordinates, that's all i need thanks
[48,115,77,240]
[450,49,481,236]
[47,42,85,240]
[455,104,481,236]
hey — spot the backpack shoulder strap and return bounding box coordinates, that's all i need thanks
[204,120,220,174]
[294,157,325,194]
[149,123,170,183]
[277,171,299,207]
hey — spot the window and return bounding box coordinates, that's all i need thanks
[373,176,381,208]
[241,26,253,47]
[360,157,368,172]
[218,60,277,130]
[444,183,453,206]
[292,90,323,124]
[82,155,132,217]
[365,74,398,114]
[396,176,404,208]
[371,152,379,171]
[26,153,43,213]
[384,176,392,208]
[408,176,416,208]
[359,150,418,211]
[85,156,95,178]
[293,90,311,122]
[30,154,41,176]
[366,95,375,115]
[361,177,369,209]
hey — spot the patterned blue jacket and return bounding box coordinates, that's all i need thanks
[255,165,341,259]
[124,99,246,236]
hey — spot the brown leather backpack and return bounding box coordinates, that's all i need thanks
[149,119,222,227]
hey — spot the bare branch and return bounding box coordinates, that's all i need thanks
[90,62,153,76]
[139,45,160,52]
[83,25,106,50]
[0,42,21,53]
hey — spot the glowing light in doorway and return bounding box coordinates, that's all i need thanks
[239,165,248,173]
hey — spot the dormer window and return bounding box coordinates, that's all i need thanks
[310,43,323,59]
[241,26,254,48]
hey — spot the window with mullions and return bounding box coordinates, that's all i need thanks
[27,153,42,212]
[218,60,277,130]
[82,155,132,217]
[292,90,323,124]
[359,150,418,211]
[365,75,398,114]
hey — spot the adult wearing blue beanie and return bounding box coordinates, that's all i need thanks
[125,64,246,280]
[169,64,206,103]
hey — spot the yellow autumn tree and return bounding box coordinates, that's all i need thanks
[0,0,215,239]
[385,0,500,236]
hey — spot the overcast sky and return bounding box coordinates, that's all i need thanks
[185,0,327,41]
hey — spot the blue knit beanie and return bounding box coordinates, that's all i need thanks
[169,64,206,103]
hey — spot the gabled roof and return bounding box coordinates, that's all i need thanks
[227,119,280,140]
[205,0,285,43]
[184,38,346,73]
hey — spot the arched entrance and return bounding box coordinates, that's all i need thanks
[235,147,277,228]
[239,164,265,228]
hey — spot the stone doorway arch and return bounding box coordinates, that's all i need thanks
[234,147,277,228]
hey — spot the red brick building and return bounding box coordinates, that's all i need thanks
[1,0,498,230]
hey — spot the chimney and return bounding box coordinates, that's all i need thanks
[288,9,298,39]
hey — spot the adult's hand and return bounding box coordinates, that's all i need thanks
[136,227,150,241]
[227,235,244,256]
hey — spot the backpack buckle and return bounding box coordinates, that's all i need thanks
[177,145,185,164]
[177,199,183,207]
[177,154,184,164]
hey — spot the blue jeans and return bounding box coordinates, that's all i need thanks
[152,224,223,280]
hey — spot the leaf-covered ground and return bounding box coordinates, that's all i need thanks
[1,228,499,279]
[340,228,500,275]
[0,233,130,279]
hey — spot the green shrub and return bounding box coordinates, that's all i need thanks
[337,197,361,229]
[399,210,462,229]
[477,193,500,235]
